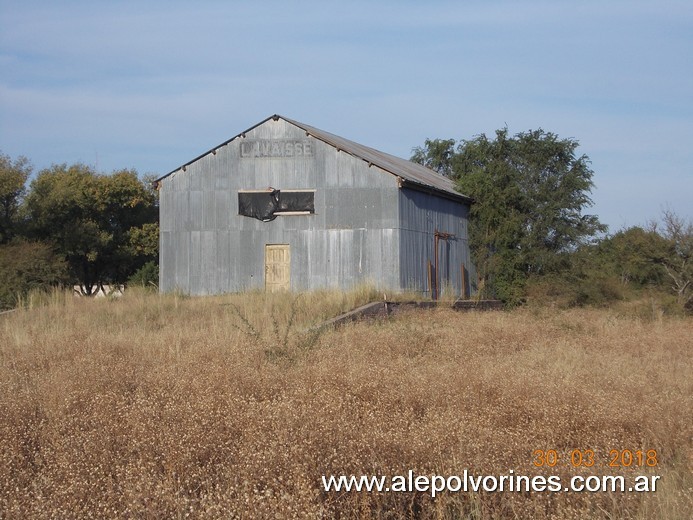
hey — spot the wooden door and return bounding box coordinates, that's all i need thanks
[265,244,290,292]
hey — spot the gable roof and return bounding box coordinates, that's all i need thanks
[155,114,472,204]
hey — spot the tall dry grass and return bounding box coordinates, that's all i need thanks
[0,289,691,519]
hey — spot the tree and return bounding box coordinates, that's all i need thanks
[92,169,160,285]
[23,164,158,295]
[0,152,32,244]
[411,139,456,177]
[597,226,668,286]
[654,210,693,307]
[413,129,605,303]
[0,240,68,310]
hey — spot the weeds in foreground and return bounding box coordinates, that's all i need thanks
[225,294,326,363]
[0,290,690,519]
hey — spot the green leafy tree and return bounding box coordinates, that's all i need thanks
[23,164,158,295]
[411,138,456,177]
[94,169,160,284]
[0,152,32,244]
[413,129,605,303]
[597,226,668,286]
[0,240,68,310]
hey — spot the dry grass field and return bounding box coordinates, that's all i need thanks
[0,289,691,519]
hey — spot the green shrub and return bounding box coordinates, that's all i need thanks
[127,261,159,289]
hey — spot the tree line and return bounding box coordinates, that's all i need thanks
[2,130,691,314]
[0,152,158,310]
[412,130,692,313]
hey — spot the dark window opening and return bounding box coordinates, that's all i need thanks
[238,189,315,222]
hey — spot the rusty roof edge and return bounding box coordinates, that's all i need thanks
[397,177,474,204]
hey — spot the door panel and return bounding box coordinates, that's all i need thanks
[265,244,290,292]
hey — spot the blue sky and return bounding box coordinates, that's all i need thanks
[1,0,691,231]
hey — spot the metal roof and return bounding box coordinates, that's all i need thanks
[156,114,472,203]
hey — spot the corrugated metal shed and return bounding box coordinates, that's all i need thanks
[156,115,474,297]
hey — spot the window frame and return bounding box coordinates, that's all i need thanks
[237,189,316,219]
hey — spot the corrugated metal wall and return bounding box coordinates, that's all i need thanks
[159,118,402,294]
[398,189,473,298]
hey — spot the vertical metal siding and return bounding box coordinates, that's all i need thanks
[398,188,472,297]
[159,118,468,295]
